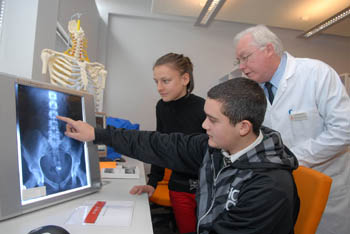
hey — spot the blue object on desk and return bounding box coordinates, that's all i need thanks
[106,117,140,160]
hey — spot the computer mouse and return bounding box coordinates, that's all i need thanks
[28,225,70,234]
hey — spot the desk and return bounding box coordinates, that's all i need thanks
[0,157,153,234]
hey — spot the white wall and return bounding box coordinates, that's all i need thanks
[0,0,100,82]
[58,0,100,62]
[0,0,42,79]
[103,14,350,131]
[32,0,59,82]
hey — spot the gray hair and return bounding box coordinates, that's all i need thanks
[233,25,284,57]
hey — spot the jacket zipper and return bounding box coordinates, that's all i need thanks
[196,154,230,233]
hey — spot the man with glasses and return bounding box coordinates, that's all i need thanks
[233,24,350,234]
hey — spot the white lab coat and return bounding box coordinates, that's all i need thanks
[263,53,350,234]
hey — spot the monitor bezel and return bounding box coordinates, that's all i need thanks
[0,74,101,221]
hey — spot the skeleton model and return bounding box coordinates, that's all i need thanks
[41,19,107,112]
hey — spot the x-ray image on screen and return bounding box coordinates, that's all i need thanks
[16,84,90,203]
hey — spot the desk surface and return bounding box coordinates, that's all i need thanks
[0,157,153,234]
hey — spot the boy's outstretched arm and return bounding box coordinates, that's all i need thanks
[58,115,207,173]
[56,116,95,142]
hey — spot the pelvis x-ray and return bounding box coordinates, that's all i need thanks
[16,85,88,197]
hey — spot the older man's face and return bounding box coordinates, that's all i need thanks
[235,34,272,83]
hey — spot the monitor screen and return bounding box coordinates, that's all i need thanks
[0,74,101,220]
[16,84,91,205]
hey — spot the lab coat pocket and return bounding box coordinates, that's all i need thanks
[290,109,323,141]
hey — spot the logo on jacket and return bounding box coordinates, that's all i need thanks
[189,179,199,191]
[225,187,240,210]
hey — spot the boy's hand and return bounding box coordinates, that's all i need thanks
[57,116,95,142]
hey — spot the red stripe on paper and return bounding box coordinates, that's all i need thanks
[84,201,106,224]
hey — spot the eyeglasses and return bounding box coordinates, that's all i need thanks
[234,48,261,67]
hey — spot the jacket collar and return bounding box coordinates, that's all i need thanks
[221,130,263,165]
[267,52,296,108]
[231,126,299,170]
[278,52,296,89]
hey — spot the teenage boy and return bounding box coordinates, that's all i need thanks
[57,77,299,234]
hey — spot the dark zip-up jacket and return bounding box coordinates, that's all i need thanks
[94,126,300,234]
[148,94,206,193]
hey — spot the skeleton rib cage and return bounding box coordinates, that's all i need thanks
[41,19,107,112]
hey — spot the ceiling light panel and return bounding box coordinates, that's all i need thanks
[300,6,350,38]
[195,0,226,27]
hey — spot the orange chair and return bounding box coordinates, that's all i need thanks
[149,168,172,206]
[149,168,176,231]
[293,166,332,234]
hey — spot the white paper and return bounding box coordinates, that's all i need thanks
[66,200,134,227]
[101,165,140,179]
[22,186,46,201]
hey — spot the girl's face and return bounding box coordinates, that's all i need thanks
[153,64,189,102]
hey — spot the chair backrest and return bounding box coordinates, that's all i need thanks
[293,166,332,234]
[157,168,172,185]
[149,168,173,207]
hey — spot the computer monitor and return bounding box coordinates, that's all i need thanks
[0,73,101,221]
